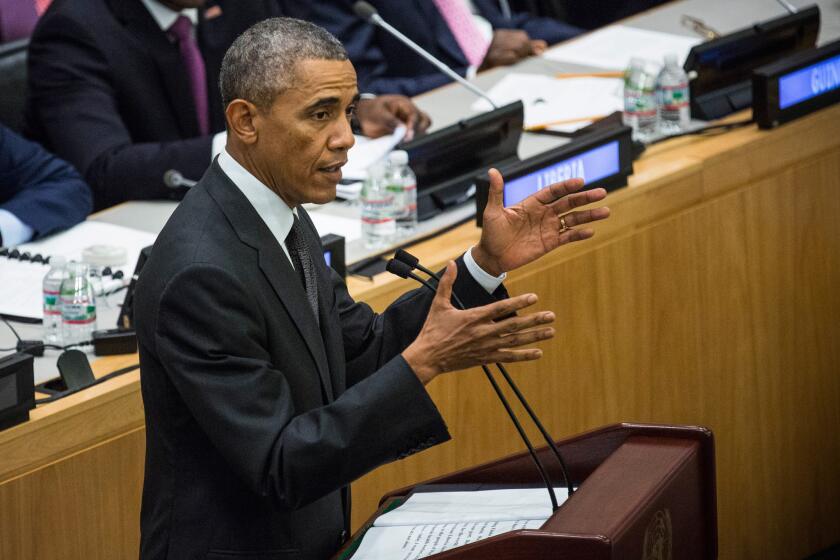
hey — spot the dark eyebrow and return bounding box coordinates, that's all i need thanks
[306,97,341,111]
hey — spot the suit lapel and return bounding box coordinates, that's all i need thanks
[204,162,335,402]
[110,0,200,138]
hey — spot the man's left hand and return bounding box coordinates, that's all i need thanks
[356,95,432,141]
[471,168,610,277]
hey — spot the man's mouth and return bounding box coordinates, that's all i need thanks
[318,161,347,173]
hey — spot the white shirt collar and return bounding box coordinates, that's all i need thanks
[217,149,296,258]
[139,0,199,31]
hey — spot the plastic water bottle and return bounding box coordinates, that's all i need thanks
[623,57,659,141]
[656,53,691,135]
[59,262,97,347]
[385,150,418,237]
[361,162,396,249]
[42,256,68,345]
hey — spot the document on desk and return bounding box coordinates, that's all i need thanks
[0,221,156,321]
[350,487,566,559]
[543,25,701,70]
[343,125,407,181]
[471,73,623,132]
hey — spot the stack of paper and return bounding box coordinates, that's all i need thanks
[343,125,407,181]
[543,25,701,70]
[471,73,624,132]
[351,487,568,560]
[0,221,156,321]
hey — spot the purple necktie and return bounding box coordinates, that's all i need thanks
[0,0,39,42]
[167,15,209,136]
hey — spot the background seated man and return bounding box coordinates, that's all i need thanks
[286,0,581,96]
[25,0,429,211]
[0,123,90,246]
[135,17,608,560]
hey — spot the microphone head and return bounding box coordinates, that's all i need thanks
[352,1,378,20]
[393,249,419,269]
[385,258,412,279]
[163,169,182,188]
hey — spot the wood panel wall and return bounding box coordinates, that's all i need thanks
[2,105,838,559]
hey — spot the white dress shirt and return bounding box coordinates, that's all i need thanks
[217,149,505,293]
[0,208,34,246]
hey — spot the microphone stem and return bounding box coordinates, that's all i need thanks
[408,272,559,511]
[776,0,797,14]
[369,15,499,109]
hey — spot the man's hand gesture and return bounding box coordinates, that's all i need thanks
[471,169,611,276]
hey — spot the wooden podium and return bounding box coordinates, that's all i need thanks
[339,423,717,560]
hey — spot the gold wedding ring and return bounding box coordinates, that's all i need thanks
[559,216,569,232]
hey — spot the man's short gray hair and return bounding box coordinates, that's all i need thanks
[220,17,348,109]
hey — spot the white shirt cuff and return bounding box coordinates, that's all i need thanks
[463,246,506,294]
[211,131,227,160]
[0,208,34,246]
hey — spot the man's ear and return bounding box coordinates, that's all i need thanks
[225,99,260,145]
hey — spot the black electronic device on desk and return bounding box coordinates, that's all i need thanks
[321,234,346,278]
[684,5,819,120]
[753,38,840,128]
[474,125,634,226]
[400,101,523,221]
[0,352,34,430]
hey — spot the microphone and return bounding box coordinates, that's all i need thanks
[352,1,499,109]
[775,0,797,14]
[163,169,197,189]
[392,250,574,499]
[386,257,562,511]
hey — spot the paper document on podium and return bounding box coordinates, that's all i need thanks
[352,519,544,560]
[351,487,567,559]
[471,73,623,132]
[543,25,701,70]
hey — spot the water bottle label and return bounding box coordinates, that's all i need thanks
[61,303,96,324]
[362,217,396,235]
[43,290,61,315]
[659,83,689,110]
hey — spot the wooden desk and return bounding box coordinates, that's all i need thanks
[2,105,839,559]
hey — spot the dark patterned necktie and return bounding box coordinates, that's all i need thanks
[285,215,319,323]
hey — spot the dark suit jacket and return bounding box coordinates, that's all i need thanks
[24,0,280,211]
[284,0,580,97]
[135,160,506,560]
[0,123,90,242]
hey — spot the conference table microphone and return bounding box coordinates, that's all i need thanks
[392,249,574,498]
[163,169,198,189]
[386,258,562,511]
[352,1,499,109]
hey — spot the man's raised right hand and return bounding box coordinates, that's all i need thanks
[402,261,555,385]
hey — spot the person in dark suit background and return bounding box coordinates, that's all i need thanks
[135,17,609,560]
[285,0,581,97]
[24,0,430,211]
[0,0,52,42]
[0,124,90,246]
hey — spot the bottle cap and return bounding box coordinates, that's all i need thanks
[664,53,679,68]
[50,255,67,267]
[388,150,409,166]
[82,244,128,267]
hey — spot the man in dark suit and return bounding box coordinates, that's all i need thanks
[285,0,581,96]
[24,0,430,211]
[0,124,91,246]
[135,17,609,560]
